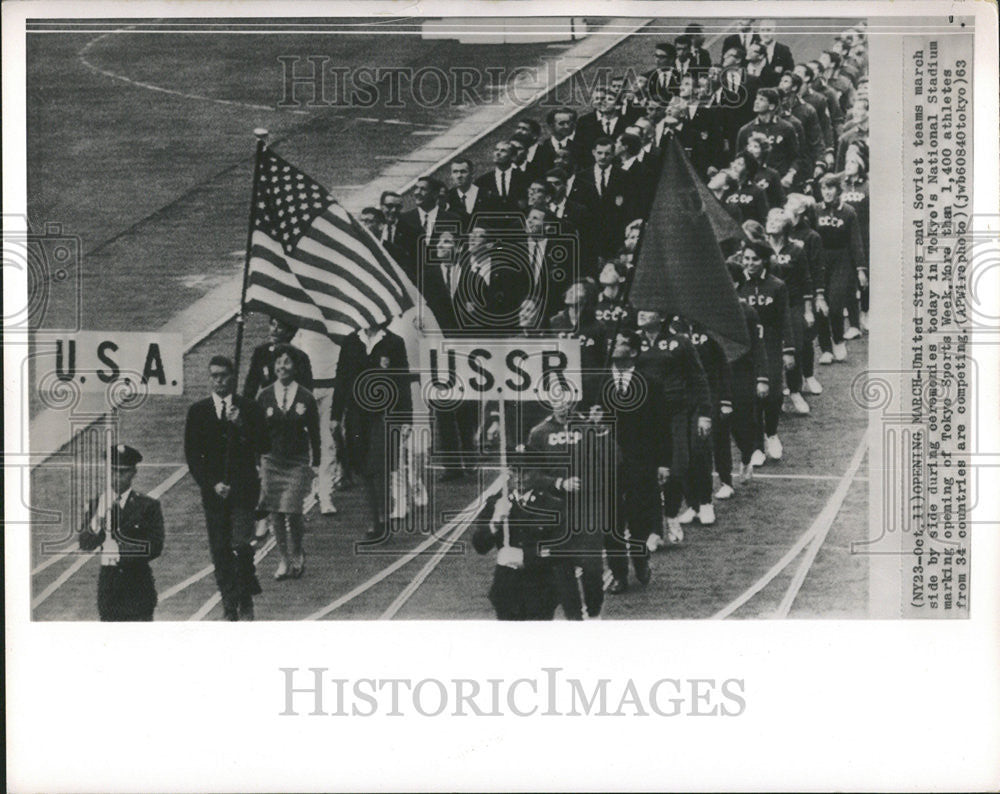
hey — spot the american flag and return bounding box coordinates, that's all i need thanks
[244,148,415,340]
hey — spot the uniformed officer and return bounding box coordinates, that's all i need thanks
[736,241,795,465]
[78,444,165,621]
[813,173,867,363]
[471,479,560,621]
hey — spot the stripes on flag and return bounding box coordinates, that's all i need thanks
[244,148,415,340]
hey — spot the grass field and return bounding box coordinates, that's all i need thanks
[26,17,870,621]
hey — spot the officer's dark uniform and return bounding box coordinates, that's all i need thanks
[686,324,733,507]
[813,200,866,352]
[767,237,812,395]
[737,265,794,449]
[77,445,165,621]
[523,412,606,619]
[472,488,561,621]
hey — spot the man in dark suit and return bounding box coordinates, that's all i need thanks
[757,21,795,84]
[644,41,680,103]
[615,131,655,223]
[676,73,724,177]
[521,207,572,325]
[513,117,548,174]
[360,206,409,271]
[722,18,759,58]
[746,41,781,88]
[509,134,544,187]
[331,323,412,538]
[575,138,631,259]
[379,190,405,253]
[474,140,528,211]
[793,63,835,154]
[446,157,495,232]
[78,444,165,621]
[397,176,462,274]
[576,85,630,159]
[673,34,708,79]
[243,315,313,398]
[592,330,672,592]
[552,149,598,212]
[712,46,761,153]
[185,355,269,620]
[536,107,582,173]
[683,24,713,72]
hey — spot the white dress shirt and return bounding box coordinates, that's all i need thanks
[455,184,478,214]
[418,205,439,237]
[273,380,298,412]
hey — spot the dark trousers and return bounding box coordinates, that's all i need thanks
[817,255,853,350]
[756,391,783,444]
[553,556,604,620]
[203,498,259,612]
[688,406,721,506]
[713,410,734,486]
[97,565,156,621]
[488,564,557,620]
[730,392,759,465]
[801,322,816,378]
[347,417,390,533]
[786,307,807,393]
[435,403,479,474]
[662,409,697,518]
[606,460,656,582]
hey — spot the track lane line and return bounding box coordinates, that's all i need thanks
[710,436,868,620]
[305,474,504,621]
[772,442,869,618]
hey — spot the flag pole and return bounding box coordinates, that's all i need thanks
[233,127,270,385]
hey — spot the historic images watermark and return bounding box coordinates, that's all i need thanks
[279,667,747,717]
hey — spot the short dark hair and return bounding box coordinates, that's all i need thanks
[725,45,747,62]
[674,34,692,48]
[380,190,402,205]
[450,157,473,170]
[417,176,443,192]
[757,88,780,107]
[545,167,569,182]
[361,206,386,223]
[518,117,542,136]
[819,173,842,191]
[798,63,815,81]
[824,50,842,67]
[510,132,534,148]
[785,72,803,90]
[208,355,234,372]
[592,136,614,150]
[545,107,577,126]
[617,132,642,156]
[655,42,676,57]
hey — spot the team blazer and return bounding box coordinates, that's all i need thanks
[256,383,321,466]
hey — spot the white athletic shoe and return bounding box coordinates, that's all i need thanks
[646,533,664,553]
[739,463,754,485]
[843,326,862,340]
[665,518,684,545]
[804,376,824,395]
[788,392,811,414]
[677,507,697,524]
[765,435,783,460]
[819,352,834,365]
[860,311,869,332]
[750,449,767,468]
[833,342,848,361]
[715,483,735,500]
[698,504,716,525]
[782,387,790,397]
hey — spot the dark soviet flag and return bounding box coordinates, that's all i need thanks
[629,137,750,361]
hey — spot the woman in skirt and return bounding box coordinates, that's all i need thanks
[257,344,320,580]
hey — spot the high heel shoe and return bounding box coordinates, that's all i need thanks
[274,560,290,581]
